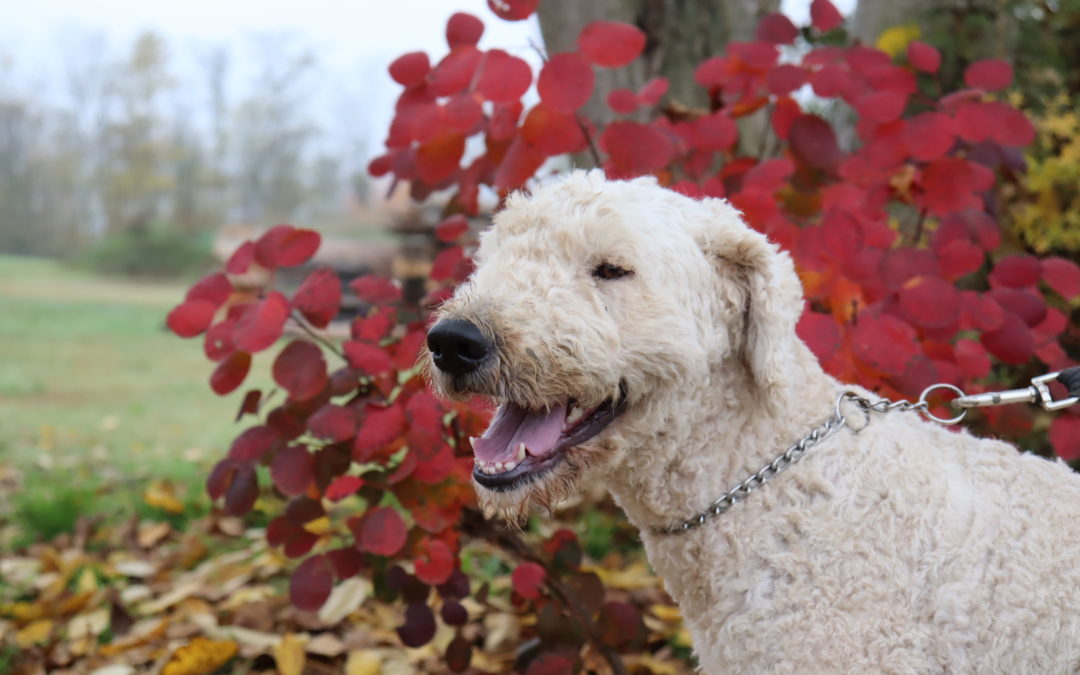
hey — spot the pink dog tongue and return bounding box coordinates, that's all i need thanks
[472,402,566,463]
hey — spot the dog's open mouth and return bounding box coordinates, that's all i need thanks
[470,388,627,492]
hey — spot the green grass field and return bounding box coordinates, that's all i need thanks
[0,255,270,545]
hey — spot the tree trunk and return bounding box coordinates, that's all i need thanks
[537,0,779,164]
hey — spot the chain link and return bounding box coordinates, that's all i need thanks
[651,391,919,536]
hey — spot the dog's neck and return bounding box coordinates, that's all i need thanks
[604,339,838,533]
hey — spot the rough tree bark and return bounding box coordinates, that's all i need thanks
[537,0,780,163]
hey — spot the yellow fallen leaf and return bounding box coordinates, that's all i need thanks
[15,618,52,648]
[651,604,683,622]
[345,649,382,675]
[138,521,173,548]
[876,22,920,57]
[144,479,185,514]
[161,636,238,675]
[1,601,43,624]
[304,516,332,535]
[75,566,99,593]
[274,633,307,675]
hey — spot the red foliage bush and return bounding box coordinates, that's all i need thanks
[171,1,1078,669]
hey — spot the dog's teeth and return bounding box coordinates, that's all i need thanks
[515,444,527,461]
[505,460,518,471]
[495,462,505,472]
[566,406,584,424]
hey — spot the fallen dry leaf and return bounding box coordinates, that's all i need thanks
[274,633,308,675]
[15,618,53,648]
[137,521,172,548]
[143,479,186,514]
[318,576,371,625]
[161,636,238,675]
[306,632,346,657]
[345,649,382,675]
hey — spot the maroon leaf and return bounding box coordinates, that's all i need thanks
[351,275,402,304]
[598,601,646,648]
[446,12,483,48]
[223,464,258,515]
[476,50,532,103]
[397,602,437,647]
[907,41,941,73]
[445,635,472,672]
[353,404,406,462]
[308,404,357,442]
[290,554,333,611]
[810,0,844,32]
[441,600,468,626]
[789,114,841,172]
[236,389,262,421]
[273,340,328,401]
[325,475,364,501]
[903,112,954,161]
[899,277,960,328]
[981,311,1035,364]
[766,65,806,97]
[1043,257,1080,300]
[538,52,595,113]
[756,13,799,44]
[355,506,408,556]
[990,255,1042,289]
[232,292,290,353]
[292,267,341,328]
[578,21,646,68]
[486,0,538,21]
[1051,415,1080,461]
[920,158,994,215]
[797,310,841,363]
[271,445,314,496]
[167,300,217,338]
[511,562,546,599]
[210,351,251,395]
[229,425,280,461]
[964,59,1013,91]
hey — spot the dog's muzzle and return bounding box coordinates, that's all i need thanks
[427,318,493,377]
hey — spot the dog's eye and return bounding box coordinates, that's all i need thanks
[593,262,632,280]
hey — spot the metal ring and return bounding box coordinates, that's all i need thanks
[917,383,967,425]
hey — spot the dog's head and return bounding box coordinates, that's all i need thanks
[424,170,803,520]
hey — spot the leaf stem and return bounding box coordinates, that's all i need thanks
[290,310,347,361]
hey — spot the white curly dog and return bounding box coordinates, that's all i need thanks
[425,170,1080,673]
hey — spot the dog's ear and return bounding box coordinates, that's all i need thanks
[697,199,804,397]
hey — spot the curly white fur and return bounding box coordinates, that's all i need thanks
[429,170,1080,673]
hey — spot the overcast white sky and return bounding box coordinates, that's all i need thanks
[1,0,856,160]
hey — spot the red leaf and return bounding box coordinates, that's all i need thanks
[326,475,364,502]
[290,554,333,611]
[229,425,280,461]
[476,50,532,103]
[393,329,428,371]
[756,13,799,44]
[273,340,328,401]
[292,267,341,328]
[810,0,844,31]
[964,59,1013,91]
[226,241,255,275]
[255,225,321,268]
[416,133,465,184]
[236,389,262,421]
[600,121,674,178]
[797,310,841,364]
[981,311,1035,364]
[427,47,483,97]
[988,288,1046,327]
[389,52,430,87]
[578,21,646,68]
[688,113,738,151]
[598,602,646,648]
[1051,415,1080,461]
[355,506,407,556]
[210,351,251,395]
[538,52,595,113]
[436,215,469,243]
[444,94,483,133]
[852,313,921,376]
[446,12,483,48]
[351,307,395,343]
[937,239,983,280]
[903,112,954,161]
[772,97,801,139]
[207,459,237,500]
[637,77,668,105]
[486,0,538,21]
[695,57,730,89]
[855,91,906,123]
[907,41,941,73]
[788,114,841,172]
[511,562,546,599]
[607,88,638,114]
[308,404,357,442]
[223,464,258,515]
[955,339,991,379]
[406,392,445,434]
[351,275,402,304]
[766,64,806,97]
[186,272,232,306]
[990,255,1042,289]
[489,100,523,140]
[899,277,960,328]
[271,445,314,496]
[414,538,455,585]
[810,64,854,99]
[493,136,546,193]
[167,300,216,338]
[1043,257,1080,300]
[521,104,587,156]
[343,341,393,375]
[232,292,289,353]
[920,158,994,215]
[354,404,406,462]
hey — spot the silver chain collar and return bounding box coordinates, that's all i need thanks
[650,388,953,536]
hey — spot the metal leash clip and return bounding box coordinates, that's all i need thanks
[952,370,1080,412]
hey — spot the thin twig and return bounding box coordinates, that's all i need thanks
[576,115,604,167]
[290,311,346,361]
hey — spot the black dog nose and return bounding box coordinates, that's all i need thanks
[427,319,492,376]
